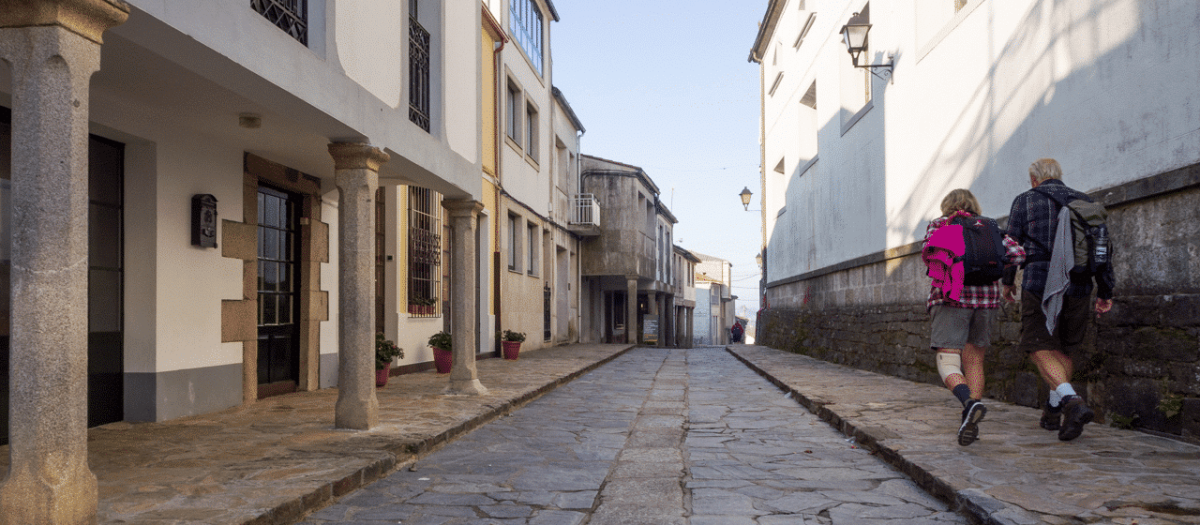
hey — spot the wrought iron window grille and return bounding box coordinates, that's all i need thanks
[409,16,431,132]
[408,187,441,317]
[251,0,308,45]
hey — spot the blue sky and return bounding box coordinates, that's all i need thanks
[550,0,769,316]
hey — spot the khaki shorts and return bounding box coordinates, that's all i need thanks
[1018,289,1090,353]
[930,305,994,350]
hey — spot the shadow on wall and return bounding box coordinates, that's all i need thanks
[764,0,1200,440]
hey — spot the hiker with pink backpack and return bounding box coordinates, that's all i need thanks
[922,189,1026,446]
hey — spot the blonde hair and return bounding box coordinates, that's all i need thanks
[1029,158,1063,183]
[940,189,981,217]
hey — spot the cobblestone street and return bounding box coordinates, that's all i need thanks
[301,347,967,524]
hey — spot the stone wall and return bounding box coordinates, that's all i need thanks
[761,163,1200,442]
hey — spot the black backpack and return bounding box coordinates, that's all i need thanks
[1032,187,1111,277]
[948,215,1007,285]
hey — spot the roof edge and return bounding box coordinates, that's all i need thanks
[551,86,585,134]
[749,0,786,63]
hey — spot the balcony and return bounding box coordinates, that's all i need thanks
[568,193,600,236]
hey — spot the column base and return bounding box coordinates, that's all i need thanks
[443,379,489,396]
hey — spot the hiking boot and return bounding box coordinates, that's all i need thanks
[1040,408,1061,431]
[1058,397,1094,441]
[958,400,987,446]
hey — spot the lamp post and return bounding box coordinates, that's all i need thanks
[840,12,894,81]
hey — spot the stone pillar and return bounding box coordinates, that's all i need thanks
[328,143,389,430]
[443,200,487,395]
[0,2,128,524]
[686,309,694,349]
[626,277,638,345]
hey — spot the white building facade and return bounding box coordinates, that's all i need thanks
[751,0,1200,439]
[0,1,490,519]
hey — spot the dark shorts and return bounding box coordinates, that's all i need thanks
[1018,289,1090,353]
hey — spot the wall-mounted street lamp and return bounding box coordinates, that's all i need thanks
[841,12,894,82]
[739,187,754,211]
[755,252,763,269]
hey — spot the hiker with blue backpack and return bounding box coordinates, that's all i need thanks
[922,189,1026,446]
[1002,158,1114,442]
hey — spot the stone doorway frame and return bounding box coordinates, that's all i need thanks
[222,153,329,403]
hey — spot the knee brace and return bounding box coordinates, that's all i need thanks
[936,352,964,382]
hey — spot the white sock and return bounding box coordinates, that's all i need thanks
[1055,383,1077,400]
[1048,390,1063,408]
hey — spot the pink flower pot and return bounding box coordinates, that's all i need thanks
[433,347,452,374]
[502,341,521,360]
[376,361,391,388]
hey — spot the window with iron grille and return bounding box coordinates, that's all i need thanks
[409,0,431,132]
[509,0,544,75]
[251,0,308,45]
[408,187,441,317]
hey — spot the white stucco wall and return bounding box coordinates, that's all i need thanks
[759,0,1200,285]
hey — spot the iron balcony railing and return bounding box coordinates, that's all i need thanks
[409,16,431,132]
[251,0,307,45]
[570,194,599,226]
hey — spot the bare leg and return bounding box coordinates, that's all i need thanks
[962,343,986,400]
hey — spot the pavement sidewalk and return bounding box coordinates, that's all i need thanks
[728,344,1200,525]
[0,344,632,525]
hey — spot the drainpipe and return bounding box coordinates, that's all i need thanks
[485,6,507,355]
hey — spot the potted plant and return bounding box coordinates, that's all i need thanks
[428,331,452,374]
[375,333,403,387]
[409,296,437,315]
[500,329,526,360]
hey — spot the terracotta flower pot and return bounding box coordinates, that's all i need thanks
[501,341,521,360]
[433,347,452,374]
[376,361,391,388]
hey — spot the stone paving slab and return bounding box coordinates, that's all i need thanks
[0,344,632,525]
[728,344,1200,525]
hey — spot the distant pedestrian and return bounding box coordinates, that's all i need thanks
[922,189,1025,446]
[731,321,744,343]
[1003,159,1114,441]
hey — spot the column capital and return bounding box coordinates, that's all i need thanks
[0,0,130,44]
[443,199,485,217]
[327,143,389,172]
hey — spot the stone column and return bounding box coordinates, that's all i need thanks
[686,309,694,349]
[626,277,638,345]
[443,200,487,395]
[328,143,389,430]
[0,2,128,524]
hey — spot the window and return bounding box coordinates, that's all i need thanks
[408,187,442,318]
[526,103,539,161]
[510,0,545,75]
[507,81,522,145]
[508,214,519,272]
[798,80,818,169]
[794,12,816,49]
[527,223,538,275]
[916,0,983,59]
[252,0,308,45]
[768,72,784,97]
[409,0,431,132]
